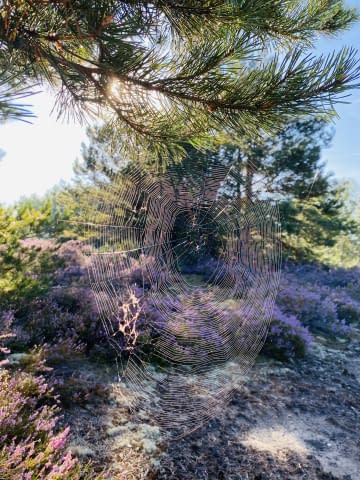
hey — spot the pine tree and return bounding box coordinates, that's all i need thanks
[180,119,358,261]
[222,119,358,261]
[311,179,360,266]
[72,117,357,260]
[0,68,36,123]
[0,1,359,162]
[0,202,58,308]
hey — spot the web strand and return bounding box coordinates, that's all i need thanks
[72,162,282,436]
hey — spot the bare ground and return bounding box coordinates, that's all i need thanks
[64,328,360,480]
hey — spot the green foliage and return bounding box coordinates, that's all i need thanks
[0,203,60,309]
[0,1,359,162]
[282,187,357,262]
[214,118,357,262]
[0,68,37,123]
[313,180,360,267]
[262,321,310,362]
[0,368,104,479]
[9,189,85,243]
[68,117,358,263]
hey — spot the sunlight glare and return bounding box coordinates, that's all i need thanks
[106,77,169,114]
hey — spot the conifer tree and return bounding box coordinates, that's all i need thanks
[0,1,359,162]
[71,117,357,260]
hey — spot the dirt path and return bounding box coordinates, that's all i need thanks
[64,329,360,479]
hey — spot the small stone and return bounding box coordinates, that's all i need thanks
[7,353,28,364]
[336,337,348,344]
[107,426,125,437]
[70,445,95,458]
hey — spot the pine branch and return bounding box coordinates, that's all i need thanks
[0,64,38,123]
[0,0,359,159]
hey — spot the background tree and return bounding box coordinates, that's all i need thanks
[68,117,358,263]
[0,201,59,309]
[213,118,358,261]
[0,1,359,163]
[314,179,360,267]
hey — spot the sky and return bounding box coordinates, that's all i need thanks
[0,3,360,205]
[315,0,360,191]
[0,88,88,205]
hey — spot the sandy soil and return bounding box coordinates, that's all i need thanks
[64,328,360,480]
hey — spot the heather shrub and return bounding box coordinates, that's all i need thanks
[329,290,360,323]
[26,342,110,408]
[12,240,110,354]
[22,290,105,351]
[278,282,332,328]
[277,276,352,336]
[337,301,360,323]
[284,261,360,292]
[3,330,109,418]
[20,299,80,345]
[42,338,87,366]
[0,311,16,367]
[180,256,222,281]
[12,340,86,376]
[8,236,358,369]
[262,306,313,361]
[50,370,110,409]
[0,369,102,479]
[54,240,90,287]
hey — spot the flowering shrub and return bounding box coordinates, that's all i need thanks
[277,282,336,332]
[0,311,16,367]
[262,306,313,361]
[50,370,110,409]
[328,290,360,324]
[337,301,360,324]
[11,340,85,376]
[277,272,356,335]
[22,290,105,351]
[0,369,101,479]
[283,261,360,290]
[12,240,110,355]
[24,342,110,408]
[6,238,358,370]
[180,256,222,281]
[54,240,90,286]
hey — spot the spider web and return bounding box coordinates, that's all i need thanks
[76,161,282,437]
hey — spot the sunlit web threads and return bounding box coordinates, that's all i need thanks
[77,162,282,436]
